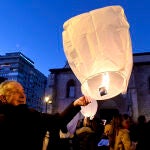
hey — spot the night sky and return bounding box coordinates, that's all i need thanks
[0,0,149,76]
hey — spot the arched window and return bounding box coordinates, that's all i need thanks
[66,79,75,98]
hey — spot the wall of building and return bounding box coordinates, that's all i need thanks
[133,63,150,120]
[47,53,150,122]
[46,68,82,113]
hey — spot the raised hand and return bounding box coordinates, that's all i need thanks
[73,96,91,106]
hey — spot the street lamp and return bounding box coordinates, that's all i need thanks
[44,96,52,113]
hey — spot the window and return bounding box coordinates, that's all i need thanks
[66,79,75,98]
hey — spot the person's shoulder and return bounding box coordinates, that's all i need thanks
[16,104,40,115]
[0,113,5,122]
[0,104,16,121]
[119,128,130,137]
[28,107,38,112]
[0,104,15,113]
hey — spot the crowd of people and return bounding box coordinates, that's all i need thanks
[0,80,149,150]
[72,113,150,150]
[100,113,150,150]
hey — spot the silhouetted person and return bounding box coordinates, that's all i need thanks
[135,115,148,150]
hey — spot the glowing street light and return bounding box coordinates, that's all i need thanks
[44,96,52,113]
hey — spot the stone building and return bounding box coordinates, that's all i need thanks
[46,52,150,122]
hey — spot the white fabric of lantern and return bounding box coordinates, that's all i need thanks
[67,112,84,134]
[62,5,133,100]
[81,100,98,119]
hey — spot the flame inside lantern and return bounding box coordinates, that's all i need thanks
[99,72,109,96]
[81,71,125,100]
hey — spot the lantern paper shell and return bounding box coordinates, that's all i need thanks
[81,100,98,119]
[62,5,133,100]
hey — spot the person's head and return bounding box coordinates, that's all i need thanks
[138,115,146,124]
[0,80,26,106]
[121,114,131,129]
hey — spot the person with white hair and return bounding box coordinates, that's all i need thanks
[0,80,91,150]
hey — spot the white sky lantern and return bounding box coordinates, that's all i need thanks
[81,99,98,120]
[62,5,133,100]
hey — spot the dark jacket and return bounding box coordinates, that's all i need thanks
[0,102,81,150]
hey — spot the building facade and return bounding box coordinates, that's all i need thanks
[0,52,47,112]
[46,52,150,122]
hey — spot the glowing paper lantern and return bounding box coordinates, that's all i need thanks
[81,99,98,119]
[62,5,133,100]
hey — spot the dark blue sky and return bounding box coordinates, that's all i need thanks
[0,0,150,76]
